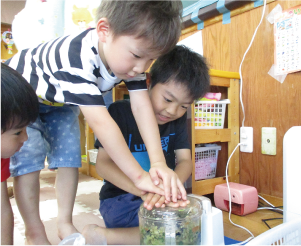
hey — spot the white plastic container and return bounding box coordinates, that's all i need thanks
[59,233,86,245]
[59,232,106,245]
[195,145,221,180]
[194,99,230,129]
[88,149,98,164]
[246,217,301,245]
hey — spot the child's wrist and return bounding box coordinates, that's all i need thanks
[132,169,147,184]
[150,161,167,168]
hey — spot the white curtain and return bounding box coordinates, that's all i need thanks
[12,0,102,50]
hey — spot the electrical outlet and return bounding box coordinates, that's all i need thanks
[262,127,276,155]
[240,127,253,153]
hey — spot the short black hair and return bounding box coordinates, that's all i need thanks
[1,63,39,132]
[150,45,210,100]
[96,0,183,55]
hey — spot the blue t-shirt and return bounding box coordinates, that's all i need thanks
[95,100,190,200]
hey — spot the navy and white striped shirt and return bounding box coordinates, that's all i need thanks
[6,28,147,106]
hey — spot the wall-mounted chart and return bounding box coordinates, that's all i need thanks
[274,4,301,75]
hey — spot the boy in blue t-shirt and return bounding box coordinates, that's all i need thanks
[82,45,210,245]
[6,1,184,244]
[1,63,39,245]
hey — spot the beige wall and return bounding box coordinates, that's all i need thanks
[1,0,26,24]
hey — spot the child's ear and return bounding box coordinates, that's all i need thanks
[96,18,110,43]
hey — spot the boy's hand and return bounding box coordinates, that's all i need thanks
[149,162,187,203]
[165,199,190,208]
[141,193,166,210]
[141,192,190,210]
[134,171,165,196]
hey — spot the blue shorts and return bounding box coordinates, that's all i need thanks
[99,193,143,228]
[10,103,82,177]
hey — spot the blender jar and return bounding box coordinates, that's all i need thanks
[139,197,203,245]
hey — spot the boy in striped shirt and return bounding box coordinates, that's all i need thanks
[6,0,185,244]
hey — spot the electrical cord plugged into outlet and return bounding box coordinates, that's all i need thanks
[224,0,267,244]
[225,143,255,245]
[240,127,253,152]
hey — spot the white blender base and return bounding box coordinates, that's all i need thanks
[201,205,225,245]
[188,194,225,245]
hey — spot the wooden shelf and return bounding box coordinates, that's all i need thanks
[193,177,227,195]
[195,129,232,143]
[191,70,240,195]
[79,119,104,180]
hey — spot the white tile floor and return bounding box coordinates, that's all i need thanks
[7,168,104,244]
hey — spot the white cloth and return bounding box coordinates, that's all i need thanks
[12,0,102,50]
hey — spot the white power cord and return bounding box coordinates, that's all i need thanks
[224,150,284,245]
[239,0,267,127]
[258,194,275,207]
[257,207,283,212]
[225,143,255,245]
[258,194,283,212]
[224,0,268,244]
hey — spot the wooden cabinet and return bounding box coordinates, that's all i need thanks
[191,69,240,195]
[79,114,103,180]
[112,83,128,101]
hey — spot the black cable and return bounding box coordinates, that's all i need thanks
[262,218,283,229]
[258,198,283,228]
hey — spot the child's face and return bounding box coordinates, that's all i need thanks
[101,34,160,80]
[149,81,193,125]
[1,126,28,159]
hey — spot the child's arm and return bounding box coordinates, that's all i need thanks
[95,147,144,197]
[96,147,189,210]
[95,147,166,209]
[129,90,187,202]
[80,105,164,196]
[0,181,14,246]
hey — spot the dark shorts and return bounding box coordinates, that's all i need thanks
[99,193,143,228]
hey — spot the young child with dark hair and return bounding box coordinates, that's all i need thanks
[82,45,210,245]
[5,0,185,243]
[1,63,39,245]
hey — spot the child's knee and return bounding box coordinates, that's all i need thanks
[82,224,97,236]
[82,224,107,245]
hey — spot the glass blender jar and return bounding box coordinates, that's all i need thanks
[139,196,203,245]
